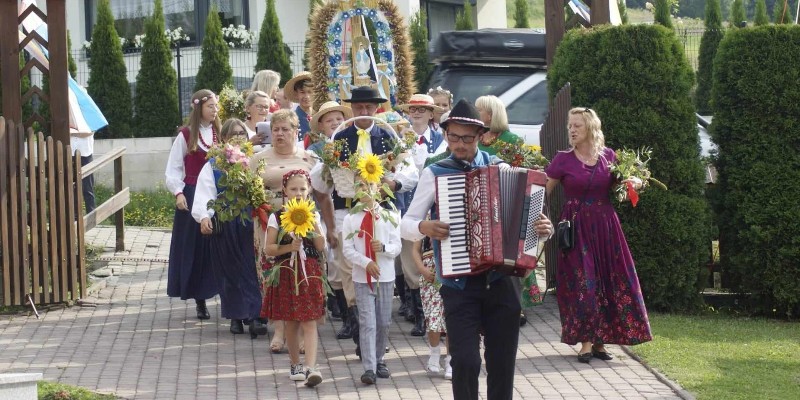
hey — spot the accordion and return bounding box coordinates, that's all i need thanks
[434,165,547,278]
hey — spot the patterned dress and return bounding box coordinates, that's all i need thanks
[545,148,652,346]
[418,238,446,334]
[260,212,325,322]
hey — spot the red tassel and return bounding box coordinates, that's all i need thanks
[359,211,376,291]
[626,181,640,208]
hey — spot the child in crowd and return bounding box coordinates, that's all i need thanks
[341,181,401,385]
[413,238,451,379]
[192,119,266,337]
[263,170,326,388]
[164,89,220,320]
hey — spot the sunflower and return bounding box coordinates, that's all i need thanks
[357,153,384,184]
[280,198,317,238]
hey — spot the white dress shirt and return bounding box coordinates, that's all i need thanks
[164,125,214,195]
[342,208,402,283]
[191,162,217,223]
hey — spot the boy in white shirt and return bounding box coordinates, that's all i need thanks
[341,181,401,385]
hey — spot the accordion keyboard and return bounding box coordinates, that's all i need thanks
[435,174,471,276]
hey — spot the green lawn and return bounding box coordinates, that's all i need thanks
[94,184,174,228]
[630,312,800,400]
[38,381,117,400]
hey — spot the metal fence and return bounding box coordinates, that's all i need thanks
[69,41,307,117]
[674,28,723,71]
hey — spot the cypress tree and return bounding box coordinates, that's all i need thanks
[68,32,77,79]
[729,0,746,27]
[256,0,292,86]
[455,1,475,30]
[135,0,181,137]
[87,0,132,138]
[619,0,630,24]
[695,0,724,114]
[755,0,770,25]
[410,10,432,90]
[194,4,232,94]
[513,0,531,28]
[772,0,793,23]
[549,25,712,311]
[654,0,674,28]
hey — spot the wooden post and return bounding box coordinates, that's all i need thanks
[591,0,611,25]
[0,1,22,122]
[114,157,125,251]
[544,0,566,68]
[47,0,70,145]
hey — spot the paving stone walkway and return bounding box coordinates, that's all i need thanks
[0,227,685,399]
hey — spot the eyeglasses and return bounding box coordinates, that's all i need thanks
[232,130,247,136]
[408,106,432,113]
[253,105,269,111]
[446,133,477,144]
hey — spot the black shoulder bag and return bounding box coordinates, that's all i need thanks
[556,164,597,251]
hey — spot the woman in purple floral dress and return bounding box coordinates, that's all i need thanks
[544,108,652,363]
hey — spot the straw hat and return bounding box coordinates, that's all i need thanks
[310,101,353,132]
[397,94,444,113]
[283,71,313,102]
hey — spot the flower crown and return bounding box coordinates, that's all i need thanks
[282,169,311,188]
[192,93,218,106]
[427,86,453,103]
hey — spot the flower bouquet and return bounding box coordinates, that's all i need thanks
[266,197,331,296]
[608,147,668,207]
[492,141,549,170]
[379,128,417,176]
[205,138,276,230]
[344,154,400,292]
[312,139,361,197]
[218,84,246,122]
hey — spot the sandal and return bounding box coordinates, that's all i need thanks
[270,339,284,353]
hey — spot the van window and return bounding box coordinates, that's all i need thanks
[506,82,549,126]
[438,70,527,103]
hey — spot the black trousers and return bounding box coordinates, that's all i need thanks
[81,155,96,213]
[440,274,521,400]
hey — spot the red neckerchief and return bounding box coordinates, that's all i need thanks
[358,209,376,290]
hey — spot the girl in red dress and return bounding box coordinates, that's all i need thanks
[262,170,326,387]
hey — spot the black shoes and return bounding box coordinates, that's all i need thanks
[360,370,376,385]
[249,318,268,339]
[195,299,210,320]
[592,347,614,361]
[577,352,593,363]
[519,312,528,327]
[376,362,390,378]
[327,294,341,320]
[230,319,244,334]
[409,289,425,336]
[336,307,357,339]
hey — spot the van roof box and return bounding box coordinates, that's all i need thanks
[430,29,547,64]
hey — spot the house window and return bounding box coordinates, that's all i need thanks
[85,0,248,46]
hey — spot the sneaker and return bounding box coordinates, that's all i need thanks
[444,355,452,380]
[289,364,306,381]
[360,370,376,385]
[376,362,391,379]
[304,368,322,387]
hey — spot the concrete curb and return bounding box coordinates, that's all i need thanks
[621,345,696,400]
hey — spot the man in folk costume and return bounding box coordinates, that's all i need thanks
[310,86,418,356]
[401,99,554,400]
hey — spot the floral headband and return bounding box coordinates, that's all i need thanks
[191,93,218,107]
[427,86,453,103]
[282,169,311,188]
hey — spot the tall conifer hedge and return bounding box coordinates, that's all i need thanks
[194,4,232,94]
[256,0,292,86]
[549,25,712,311]
[135,0,180,137]
[87,0,132,138]
[710,25,800,316]
[695,0,724,115]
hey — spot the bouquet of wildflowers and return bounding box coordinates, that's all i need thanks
[312,139,360,188]
[492,141,549,170]
[608,147,668,207]
[206,138,276,229]
[218,85,247,122]
[379,129,417,174]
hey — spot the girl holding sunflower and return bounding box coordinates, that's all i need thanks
[262,169,326,387]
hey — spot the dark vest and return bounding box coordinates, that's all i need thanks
[332,124,397,210]
[180,127,210,186]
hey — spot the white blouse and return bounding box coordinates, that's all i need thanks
[190,162,217,223]
[164,124,214,195]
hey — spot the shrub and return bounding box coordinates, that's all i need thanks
[710,25,800,316]
[513,0,531,28]
[410,10,432,91]
[87,0,132,138]
[549,25,712,312]
[194,4,233,94]
[729,0,746,27]
[256,0,292,86]
[695,0,724,115]
[134,0,181,138]
[755,0,770,25]
[455,1,474,31]
[772,0,797,24]
[95,185,174,228]
[654,0,674,28]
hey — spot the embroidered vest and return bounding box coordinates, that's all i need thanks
[181,127,209,186]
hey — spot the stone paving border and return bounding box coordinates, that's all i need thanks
[0,227,688,399]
